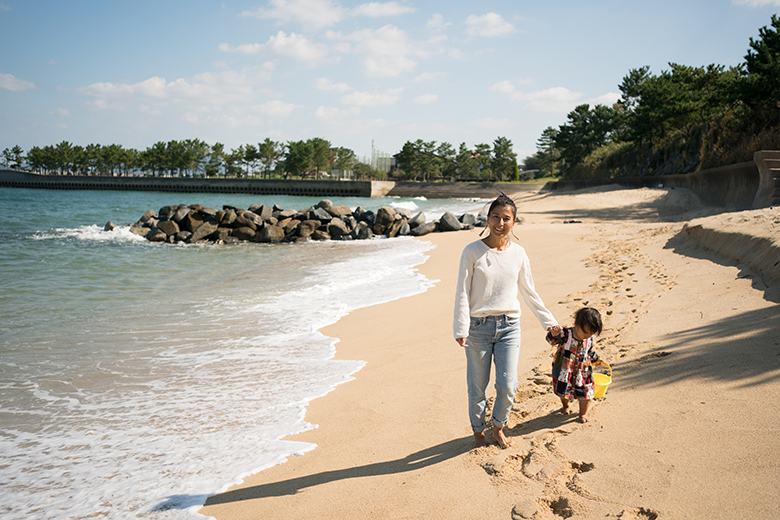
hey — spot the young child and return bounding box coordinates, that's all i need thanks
[546,307,604,423]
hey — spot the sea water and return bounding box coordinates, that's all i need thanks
[0,188,484,520]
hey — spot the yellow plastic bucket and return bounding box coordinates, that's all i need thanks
[592,361,612,399]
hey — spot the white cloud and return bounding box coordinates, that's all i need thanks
[427,13,450,32]
[265,31,327,61]
[732,0,780,6]
[0,73,36,92]
[588,92,621,107]
[327,25,419,77]
[221,32,326,62]
[241,0,345,30]
[351,2,416,17]
[412,71,446,82]
[0,3,10,11]
[490,81,589,112]
[413,93,437,104]
[341,87,404,106]
[314,105,361,118]
[77,64,275,111]
[56,108,70,116]
[218,43,262,55]
[489,80,516,95]
[512,87,583,112]
[315,77,351,92]
[255,100,302,117]
[465,13,516,37]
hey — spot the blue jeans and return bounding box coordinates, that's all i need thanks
[465,315,521,432]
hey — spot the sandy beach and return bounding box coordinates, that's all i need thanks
[200,186,780,520]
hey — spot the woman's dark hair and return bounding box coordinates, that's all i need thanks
[574,307,603,336]
[488,194,517,219]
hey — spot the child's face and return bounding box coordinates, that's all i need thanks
[572,323,595,341]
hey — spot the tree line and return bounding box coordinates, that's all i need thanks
[0,138,374,180]
[2,135,526,183]
[393,136,520,182]
[524,14,780,180]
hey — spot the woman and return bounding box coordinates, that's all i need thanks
[454,194,560,448]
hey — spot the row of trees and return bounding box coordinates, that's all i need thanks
[3,136,525,183]
[524,14,780,179]
[393,136,519,182]
[1,138,371,180]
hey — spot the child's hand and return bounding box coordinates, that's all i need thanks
[547,325,563,337]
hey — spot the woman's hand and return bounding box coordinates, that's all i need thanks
[456,337,468,348]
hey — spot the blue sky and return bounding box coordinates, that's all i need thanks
[1,0,779,163]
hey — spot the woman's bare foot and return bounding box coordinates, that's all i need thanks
[560,405,571,415]
[578,414,589,423]
[473,431,487,448]
[492,425,513,449]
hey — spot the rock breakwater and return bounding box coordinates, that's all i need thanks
[112,199,483,244]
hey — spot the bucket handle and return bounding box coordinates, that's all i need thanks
[595,360,611,378]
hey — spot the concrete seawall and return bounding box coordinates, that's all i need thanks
[0,170,545,199]
[551,150,780,210]
[0,170,395,198]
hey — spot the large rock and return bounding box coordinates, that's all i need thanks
[257,225,286,243]
[312,230,330,241]
[460,213,477,228]
[409,211,426,228]
[103,221,116,232]
[410,221,437,236]
[438,211,463,232]
[173,205,190,223]
[234,212,258,231]
[312,207,333,222]
[147,227,168,242]
[357,209,375,226]
[139,209,157,225]
[198,206,218,219]
[182,211,205,233]
[373,206,397,235]
[275,209,298,220]
[174,230,192,243]
[221,208,237,227]
[316,199,333,210]
[232,226,257,241]
[354,222,374,240]
[283,219,301,234]
[327,218,349,237]
[129,225,150,238]
[386,218,405,238]
[190,221,218,242]
[394,207,412,219]
[157,220,180,236]
[158,206,176,221]
[326,205,353,217]
[249,204,273,221]
[297,220,320,238]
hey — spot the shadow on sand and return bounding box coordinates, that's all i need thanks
[180,436,472,509]
[608,230,780,393]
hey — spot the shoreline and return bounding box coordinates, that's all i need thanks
[200,187,780,519]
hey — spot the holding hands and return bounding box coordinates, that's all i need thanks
[547,325,563,337]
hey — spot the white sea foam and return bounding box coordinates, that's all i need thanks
[0,230,435,520]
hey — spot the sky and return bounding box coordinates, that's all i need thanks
[1,0,779,163]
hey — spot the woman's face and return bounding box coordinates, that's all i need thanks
[487,204,515,240]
